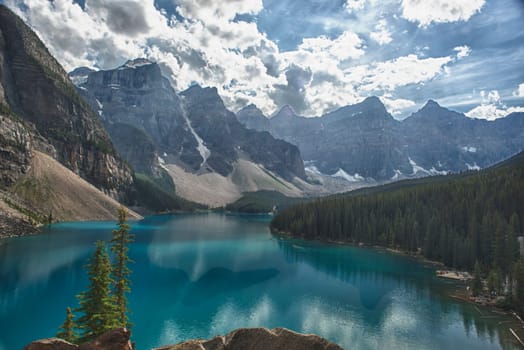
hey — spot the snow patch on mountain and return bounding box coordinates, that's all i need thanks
[391,169,403,180]
[461,146,477,153]
[409,157,448,176]
[331,168,365,182]
[95,98,103,116]
[305,163,323,175]
[181,108,210,169]
[466,162,481,171]
[70,74,88,86]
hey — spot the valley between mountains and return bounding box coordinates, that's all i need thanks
[0,2,523,232]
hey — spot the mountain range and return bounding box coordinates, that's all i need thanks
[70,59,314,207]
[237,97,524,182]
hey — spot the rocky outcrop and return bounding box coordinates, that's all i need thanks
[24,328,132,350]
[0,5,133,194]
[78,328,133,350]
[24,328,341,350]
[0,113,32,187]
[156,328,343,350]
[24,338,77,350]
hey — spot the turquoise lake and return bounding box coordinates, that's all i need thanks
[0,213,520,349]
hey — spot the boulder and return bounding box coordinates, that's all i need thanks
[24,338,77,350]
[155,327,343,350]
[24,328,132,350]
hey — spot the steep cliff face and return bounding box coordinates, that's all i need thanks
[180,85,306,180]
[0,5,132,194]
[72,59,201,174]
[0,112,32,187]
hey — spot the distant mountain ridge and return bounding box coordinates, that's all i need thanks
[237,97,524,181]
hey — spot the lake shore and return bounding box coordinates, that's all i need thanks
[271,228,524,347]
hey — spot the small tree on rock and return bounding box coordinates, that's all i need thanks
[56,307,77,344]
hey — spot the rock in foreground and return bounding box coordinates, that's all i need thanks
[155,327,343,350]
[24,328,132,350]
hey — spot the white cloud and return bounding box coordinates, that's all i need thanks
[359,54,452,92]
[514,83,524,97]
[453,45,471,59]
[466,89,524,120]
[401,0,485,27]
[370,19,392,45]
[292,31,365,63]
[175,0,263,22]
[380,95,416,116]
[345,0,366,13]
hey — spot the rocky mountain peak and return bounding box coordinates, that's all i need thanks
[362,95,382,106]
[236,104,270,132]
[419,99,444,113]
[358,96,389,115]
[273,104,297,119]
[239,103,264,115]
[180,85,224,108]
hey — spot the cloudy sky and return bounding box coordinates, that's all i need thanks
[2,0,524,119]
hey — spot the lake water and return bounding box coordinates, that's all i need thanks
[0,213,520,350]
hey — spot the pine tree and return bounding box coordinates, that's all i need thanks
[56,307,78,344]
[76,241,119,342]
[514,259,524,317]
[471,261,483,297]
[110,206,134,328]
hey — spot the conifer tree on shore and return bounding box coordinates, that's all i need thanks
[111,206,134,328]
[75,240,119,342]
[56,207,133,343]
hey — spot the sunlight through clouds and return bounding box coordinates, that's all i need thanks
[4,0,522,118]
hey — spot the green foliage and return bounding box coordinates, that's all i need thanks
[271,152,524,272]
[0,102,12,116]
[128,173,203,212]
[486,268,503,295]
[58,208,135,342]
[110,207,134,328]
[3,197,47,225]
[56,307,78,344]
[225,190,306,213]
[514,259,524,315]
[75,241,119,343]
[471,261,483,297]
